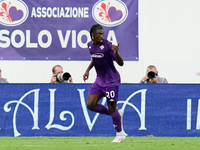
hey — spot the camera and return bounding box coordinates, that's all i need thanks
[56,72,71,83]
[147,71,157,79]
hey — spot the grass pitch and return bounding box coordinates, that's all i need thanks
[0,136,199,150]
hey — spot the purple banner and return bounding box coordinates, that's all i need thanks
[0,0,138,60]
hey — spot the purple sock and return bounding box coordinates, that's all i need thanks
[93,104,110,115]
[111,110,122,132]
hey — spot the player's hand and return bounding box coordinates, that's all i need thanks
[83,71,89,82]
[112,43,119,54]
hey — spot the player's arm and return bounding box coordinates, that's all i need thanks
[115,51,124,66]
[83,60,94,82]
[112,43,124,66]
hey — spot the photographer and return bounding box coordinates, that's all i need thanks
[140,65,168,84]
[0,67,8,83]
[50,65,73,83]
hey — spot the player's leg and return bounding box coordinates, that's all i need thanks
[107,101,121,132]
[107,102,127,143]
[105,86,127,142]
[87,84,110,115]
[105,86,121,132]
[87,94,109,115]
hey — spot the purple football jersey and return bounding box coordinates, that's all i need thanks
[87,39,120,87]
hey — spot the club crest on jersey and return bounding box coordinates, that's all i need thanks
[100,45,104,50]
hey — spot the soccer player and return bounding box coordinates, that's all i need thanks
[83,24,127,143]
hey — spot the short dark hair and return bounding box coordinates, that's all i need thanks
[52,65,62,73]
[147,65,157,70]
[90,24,103,40]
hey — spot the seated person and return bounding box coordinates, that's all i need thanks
[0,68,8,83]
[140,65,168,84]
[50,65,73,83]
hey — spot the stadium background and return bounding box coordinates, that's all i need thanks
[0,0,200,84]
[0,0,200,138]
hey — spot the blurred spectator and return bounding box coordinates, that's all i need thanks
[50,65,73,83]
[140,65,168,84]
[0,68,8,83]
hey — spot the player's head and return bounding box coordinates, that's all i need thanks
[90,24,104,43]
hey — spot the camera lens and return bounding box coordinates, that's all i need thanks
[147,71,156,79]
[62,72,71,80]
[56,72,71,83]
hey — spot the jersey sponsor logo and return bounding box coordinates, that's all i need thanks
[92,0,128,27]
[0,0,29,26]
[91,53,104,58]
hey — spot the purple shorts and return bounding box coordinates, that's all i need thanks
[88,83,119,103]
